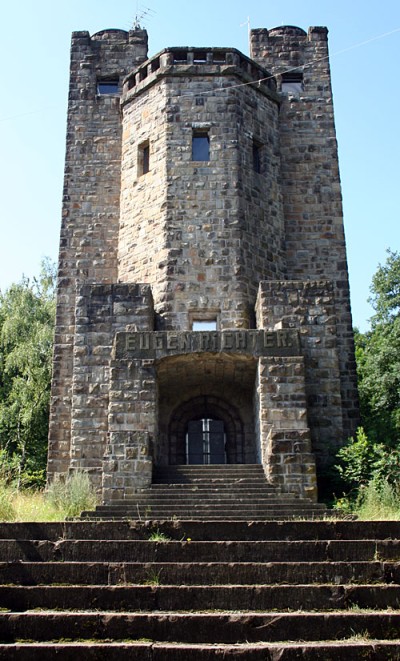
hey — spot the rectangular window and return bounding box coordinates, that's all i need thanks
[138,141,150,176]
[192,319,217,331]
[281,73,303,95]
[192,130,210,161]
[97,79,119,95]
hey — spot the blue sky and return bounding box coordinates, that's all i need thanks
[0,0,399,331]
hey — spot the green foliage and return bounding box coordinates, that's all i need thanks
[0,259,56,488]
[335,479,400,520]
[0,482,16,521]
[356,479,400,520]
[336,427,382,490]
[46,471,97,518]
[148,529,171,542]
[336,426,400,496]
[355,250,400,446]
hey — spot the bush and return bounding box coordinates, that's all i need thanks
[47,471,97,518]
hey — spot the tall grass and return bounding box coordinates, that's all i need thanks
[355,480,400,520]
[0,471,98,522]
[335,479,400,520]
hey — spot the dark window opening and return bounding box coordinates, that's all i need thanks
[173,51,187,64]
[192,131,210,161]
[138,140,150,175]
[97,79,119,95]
[281,72,303,95]
[253,140,262,174]
[193,51,207,64]
[186,418,226,464]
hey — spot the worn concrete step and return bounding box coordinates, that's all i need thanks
[0,584,399,611]
[1,561,398,586]
[2,641,400,660]
[1,539,399,562]
[0,520,395,541]
[1,610,400,644]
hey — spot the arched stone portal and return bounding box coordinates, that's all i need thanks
[168,395,245,464]
[156,353,258,467]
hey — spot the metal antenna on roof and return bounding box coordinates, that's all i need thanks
[133,3,156,29]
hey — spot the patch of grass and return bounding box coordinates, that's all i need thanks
[46,471,97,518]
[334,479,400,520]
[0,470,98,522]
[148,529,171,542]
[356,480,400,521]
[142,569,162,586]
[0,482,16,521]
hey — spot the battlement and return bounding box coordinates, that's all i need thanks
[122,47,278,103]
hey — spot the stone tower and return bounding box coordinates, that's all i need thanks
[47,24,359,502]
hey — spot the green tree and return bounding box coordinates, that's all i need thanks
[0,259,56,487]
[356,250,400,447]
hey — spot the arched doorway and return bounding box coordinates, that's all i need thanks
[156,353,258,466]
[168,395,245,465]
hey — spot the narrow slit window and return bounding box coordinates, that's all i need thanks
[253,140,262,174]
[97,79,119,95]
[192,130,210,161]
[138,141,150,175]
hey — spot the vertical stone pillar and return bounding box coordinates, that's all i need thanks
[104,358,157,501]
[257,356,317,500]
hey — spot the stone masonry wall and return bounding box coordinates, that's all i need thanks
[250,26,359,442]
[70,284,153,491]
[256,280,343,470]
[257,356,317,500]
[120,50,284,331]
[48,29,148,482]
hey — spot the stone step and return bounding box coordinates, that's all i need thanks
[104,497,301,505]
[102,491,309,501]
[1,583,399,611]
[83,511,326,519]
[0,611,400,644]
[148,484,280,491]
[153,464,265,473]
[2,641,400,660]
[91,501,323,511]
[0,521,400,655]
[152,465,268,484]
[1,520,394,541]
[1,539,399,562]
[1,561,398,586]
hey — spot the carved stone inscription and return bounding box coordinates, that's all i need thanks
[114,330,300,359]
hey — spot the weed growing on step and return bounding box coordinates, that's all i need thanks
[143,569,162,585]
[148,529,171,542]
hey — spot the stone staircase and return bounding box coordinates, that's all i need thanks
[0,519,400,657]
[82,465,326,520]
